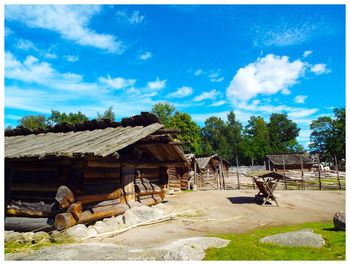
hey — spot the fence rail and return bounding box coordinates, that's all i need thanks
[223,169,346,190]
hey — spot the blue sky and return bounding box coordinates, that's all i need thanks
[3,4,346,148]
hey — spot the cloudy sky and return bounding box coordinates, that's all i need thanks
[4,4,345,148]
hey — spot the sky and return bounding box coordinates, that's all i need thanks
[3,4,346,149]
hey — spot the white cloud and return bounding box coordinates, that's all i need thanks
[227,54,306,103]
[6,5,124,53]
[146,78,167,91]
[209,100,227,106]
[44,53,57,59]
[194,69,202,76]
[211,76,224,82]
[5,51,98,92]
[310,64,331,75]
[99,75,136,90]
[138,51,152,60]
[168,86,193,98]
[294,95,308,104]
[303,50,312,58]
[193,89,220,102]
[116,9,145,24]
[16,39,38,51]
[65,55,79,62]
[5,26,13,37]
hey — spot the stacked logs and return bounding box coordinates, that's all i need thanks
[180,172,190,190]
[5,112,162,137]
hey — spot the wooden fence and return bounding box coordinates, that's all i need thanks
[223,170,346,190]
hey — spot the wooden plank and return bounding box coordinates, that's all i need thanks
[83,178,121,185]
[77,204,129,225]
[84,167,121,179]
[5,216,55,232]
[10,191,57,201]
[66,202,82,220]
[88,160,121,168]
[76,189,122,204]
[7,201,59,217]
[10,182,60,192]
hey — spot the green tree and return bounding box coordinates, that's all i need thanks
[309,107,345,160]
[169,111,202,154]
[243,116,272,164]
[47,110,89,126]
[224,111,244,163]
[18,114,47,129]
[267,113,300,153]
[201,116,226,152]
[97,106,116,121]
[151,102,176,128]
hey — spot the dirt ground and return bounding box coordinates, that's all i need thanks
[86,189,345,248]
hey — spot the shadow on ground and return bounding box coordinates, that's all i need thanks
[227,197,256,204]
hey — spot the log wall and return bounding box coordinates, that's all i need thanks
[5,157,166,231]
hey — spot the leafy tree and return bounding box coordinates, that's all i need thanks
[267,113,300,153]
[47,110,89,126]
[201,116,226,152]
[18,114,47,129]
[309,107,345,160]
[169,111,202,154]
[243,116,271,164]
[224,111,244,163]
[151,102,176,128]
[97,106,116,121]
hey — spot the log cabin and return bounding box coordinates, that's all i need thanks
[4,112,189,231]
[196,154,229,188]
[265,153,313,172]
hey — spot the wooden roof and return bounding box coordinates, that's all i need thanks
[196,154,229,169]
[266,153,313,166]
[246,170,289,180]
[5,123,164,159]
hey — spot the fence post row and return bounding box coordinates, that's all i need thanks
[317,154,322,190]
[335,156,341,190]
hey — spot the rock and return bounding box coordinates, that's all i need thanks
[33,232,50,243]
[22,232,35,243]
[160,237,230,260]
[86,226,98,238]
[4,232,25,243]
[65,224,88,241]
[259,229,325,248]
[123,205,163,226]
[93,221,116,234]
[333,211,345,231]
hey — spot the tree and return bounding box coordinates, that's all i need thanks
[97,106,116,121]
[47,110,89,126]
[169,111,202,154]
[309,107,345,160]
[267,113,300,153]
[18,114,47,129]
[201,116,226,152]
[224,111,244,163]
[243,116,272,164]
[151,102,175,128]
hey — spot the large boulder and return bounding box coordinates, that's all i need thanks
[259,229,325,248]
[333,211,345,231]
[123,205,163,226]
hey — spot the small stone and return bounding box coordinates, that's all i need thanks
[259,229,325,248]
[22,232,35,243]
[333,211,345,231]
[86,226,98,238]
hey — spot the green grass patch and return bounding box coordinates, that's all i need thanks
[204,222,345,261]
[5,234,74,255]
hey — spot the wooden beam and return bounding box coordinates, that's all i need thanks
[5,217,55,232]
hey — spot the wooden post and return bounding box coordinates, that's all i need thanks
[317,154,322,190]
[236,157,240,190]
[268,159,271,171]
[282,157,288,190]
[264,160,266,170]
[251,157,255,189]
[335,156,341,189]
[194,159,197,186]
[219,157,225,190]
[300,155,305,190]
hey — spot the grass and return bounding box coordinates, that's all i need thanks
[5,233,74,255]
[204,222,345,261]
